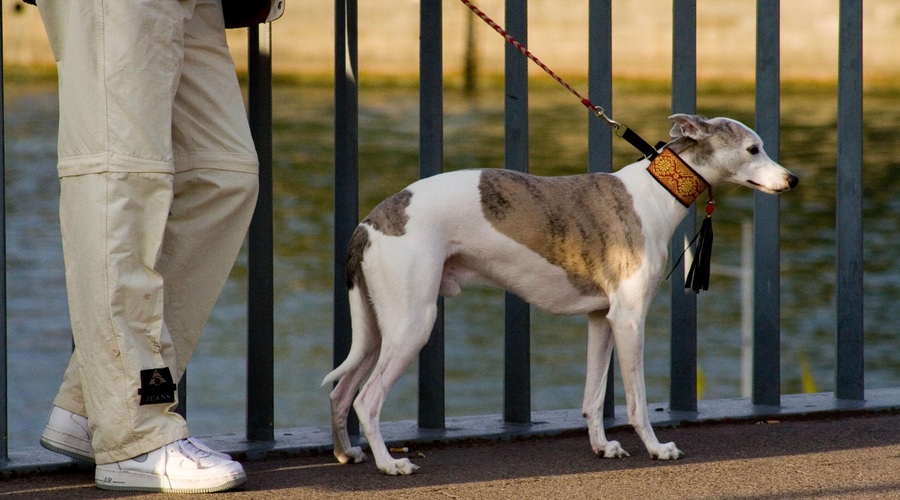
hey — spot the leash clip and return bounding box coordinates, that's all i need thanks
[590,104,623,131]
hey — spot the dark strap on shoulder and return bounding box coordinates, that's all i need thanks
[620,126,665,160]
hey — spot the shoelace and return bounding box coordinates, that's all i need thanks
[175,437,231,467]
[175,439,210,467]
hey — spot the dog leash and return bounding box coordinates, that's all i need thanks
[458,0,661,161]
[459,0,715,292]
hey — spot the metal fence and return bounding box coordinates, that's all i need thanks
[0,0,874,468]
[328,0,868,434]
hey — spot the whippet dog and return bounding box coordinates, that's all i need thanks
[323,114,799,475]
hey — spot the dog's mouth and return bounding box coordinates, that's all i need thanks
[746,174,799,193]
[746,180,774,191]
[747,180,786,194]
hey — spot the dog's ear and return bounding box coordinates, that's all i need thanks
[669,114,711,141]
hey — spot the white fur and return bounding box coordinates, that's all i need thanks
[323,115,798,475]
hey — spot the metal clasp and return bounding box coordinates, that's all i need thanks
[590,105,623,132]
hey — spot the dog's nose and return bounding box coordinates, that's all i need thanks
[787,174,799,189]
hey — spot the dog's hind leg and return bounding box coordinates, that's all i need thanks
[328,280,381,464]
[353,299,438,475]
[608,298,684,460]
[582,310,629,458]
[330,351,378,464]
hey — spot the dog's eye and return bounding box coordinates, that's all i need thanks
[747,145,760,155]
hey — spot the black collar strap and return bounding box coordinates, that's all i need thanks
[620,126,663,161]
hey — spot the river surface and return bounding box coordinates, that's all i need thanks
[4,79,898,448]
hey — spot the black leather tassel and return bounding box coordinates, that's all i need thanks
[685,200,715,293]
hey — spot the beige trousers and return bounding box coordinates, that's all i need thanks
[38,0,259,464]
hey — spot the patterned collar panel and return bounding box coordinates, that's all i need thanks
[646,148,710,207]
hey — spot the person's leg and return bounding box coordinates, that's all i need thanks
[61,172,191,464]
[159,169,259,381]
[39,0,257,469]
[37,0,194,464]
[93,4,257,489]
[162,0,259,380]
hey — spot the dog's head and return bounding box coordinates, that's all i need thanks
[668,114,798,194]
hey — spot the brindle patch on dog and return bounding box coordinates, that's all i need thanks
[346,189,413,289]
[362,189,412,236]
[345,225,369,289]
[479,170,644,295]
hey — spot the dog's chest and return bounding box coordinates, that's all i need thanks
[476,170,645,295]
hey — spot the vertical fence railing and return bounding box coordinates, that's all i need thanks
[587,0,616,419]
[669,0,699,413]
[333,0,360,435]
[503,0,532,425]
[247,22,276,442]
[417,0,446,429]
[0,6,8,465]
[835,0,864,401]
[753,0,782,407]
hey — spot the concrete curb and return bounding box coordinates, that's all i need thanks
[4,388,897,477]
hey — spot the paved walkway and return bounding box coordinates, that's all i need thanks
[1,412,898,499]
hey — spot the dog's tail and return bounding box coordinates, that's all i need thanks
[322,226,374,388]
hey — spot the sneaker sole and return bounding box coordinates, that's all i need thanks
[95,470,247,494]
[39,437,95,464]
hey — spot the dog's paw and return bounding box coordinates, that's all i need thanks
[650,442,684,460]
[379,458,419,476]
[335,446,368,464]
[595,440,630,459]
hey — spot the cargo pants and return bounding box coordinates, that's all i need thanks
[36,0,259,464]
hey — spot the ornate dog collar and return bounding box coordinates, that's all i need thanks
[646,147,710,207]
[648,146,716,293]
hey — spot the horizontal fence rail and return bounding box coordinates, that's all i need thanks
[0,0,878,471]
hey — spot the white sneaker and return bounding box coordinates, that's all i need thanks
[95,437,247,494]
[40,406,95,463]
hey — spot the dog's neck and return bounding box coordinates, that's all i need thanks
[614,144,713,247]
[645,147,710,208]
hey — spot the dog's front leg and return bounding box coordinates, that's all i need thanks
[609,309,684,460]
[582,310,629,458]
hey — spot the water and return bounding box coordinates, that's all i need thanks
[4,79,898,449]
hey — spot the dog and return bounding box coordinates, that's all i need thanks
[322,114,799,475]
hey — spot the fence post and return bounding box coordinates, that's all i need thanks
[503,0,531,424]
[0,5,8,465]
[752,0,782,407]
[333,0,360,435]
[246,21,275,442]
[588,0,616,418]
[669,0,698,413]
[835,0,864,401]
[418,0,445,429]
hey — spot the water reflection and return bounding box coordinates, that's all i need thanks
[5,80,898,448]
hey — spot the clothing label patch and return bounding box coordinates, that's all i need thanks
[138,367,177,406]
